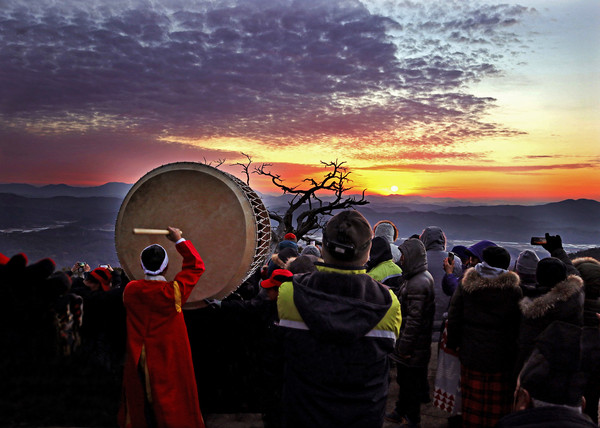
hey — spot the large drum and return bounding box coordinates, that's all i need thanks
[115,162,271,308]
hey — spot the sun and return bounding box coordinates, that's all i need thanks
[390,185,399,192]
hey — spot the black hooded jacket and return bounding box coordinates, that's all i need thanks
[277,263,401,428]
[391,238,435,368]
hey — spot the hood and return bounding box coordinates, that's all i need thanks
[461,266,520,293]
[367,236,393,271]
[519,275,584,319]
[292,265,393,343]
[419,226,446,251]
[573,257,600,297]
[373,220,398,243]
[465,240,497,262]
[474,261,508,278]
[398,238,427,277]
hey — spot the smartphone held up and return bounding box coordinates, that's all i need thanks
[530,237,547,246]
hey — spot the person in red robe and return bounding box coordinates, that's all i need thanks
[118,226,206,428]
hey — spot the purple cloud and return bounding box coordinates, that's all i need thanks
[0,0,534,150]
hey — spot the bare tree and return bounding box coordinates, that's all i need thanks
[254,159,369,246]
[231,152,253,185]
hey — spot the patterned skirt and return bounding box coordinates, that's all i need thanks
[460,364,514,428]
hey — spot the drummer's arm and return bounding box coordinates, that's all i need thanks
[173,240,205,302]
[166,227,205,302]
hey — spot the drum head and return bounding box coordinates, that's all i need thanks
[115,162,270,306]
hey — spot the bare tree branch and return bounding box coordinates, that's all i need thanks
[202,157,225,168]
[231,152,253,185]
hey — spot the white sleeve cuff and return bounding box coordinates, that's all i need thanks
[176,238,186,244]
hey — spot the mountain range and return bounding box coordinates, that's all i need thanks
[0,183,598,269]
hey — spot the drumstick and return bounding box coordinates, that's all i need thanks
[133,228,170,235]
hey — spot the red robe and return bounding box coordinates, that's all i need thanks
[119,240,206,428]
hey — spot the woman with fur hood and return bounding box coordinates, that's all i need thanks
[572,256,600,424]
[515,257,584,374]
[572,257,600,328]
[446,246,523,428]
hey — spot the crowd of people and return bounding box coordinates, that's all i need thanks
[0,212,599,428]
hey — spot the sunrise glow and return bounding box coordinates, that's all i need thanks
[0,0,598,202]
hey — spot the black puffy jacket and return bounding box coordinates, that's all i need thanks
[391,238,435,368]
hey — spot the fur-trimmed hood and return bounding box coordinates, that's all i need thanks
[572,257,600,268]
[461,266,520,293]
[519,275,584,319]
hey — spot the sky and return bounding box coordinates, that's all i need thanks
[0,0,598,202]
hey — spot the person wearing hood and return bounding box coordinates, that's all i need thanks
[515,257,584,375]
[446,246,523,428]
[366,236,403,291]
[385,238,435,428]
[442,240,498,297]
[419,226,463,341]
[266,246,299,279]
[373,220,401,263]
[277,210,402,428]
[572,257,600,329]
[573,255,600,424]
[264,239,300,279]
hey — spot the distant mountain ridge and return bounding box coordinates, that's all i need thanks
[0,182,132,198]
[0,183,598,269]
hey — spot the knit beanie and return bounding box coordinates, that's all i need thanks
[277,240,299,252]
[482,246,511,269]
[519,321,585,407]
[301,244,321,258]
[284,233,297,242]
[516,250,540,275]
[373,220,398,242]
[536,257,567,289]
[323,210,372,262]
[515,250,540,285]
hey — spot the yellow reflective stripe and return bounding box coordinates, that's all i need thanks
[173,280,182,313]
[279,319,397,340]
[316,264,367,275]
[374,290,402,338]
[277,281,304,323]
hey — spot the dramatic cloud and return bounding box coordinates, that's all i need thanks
[0,0,534,149]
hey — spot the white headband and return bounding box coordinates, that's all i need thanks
[141,244,169,275]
